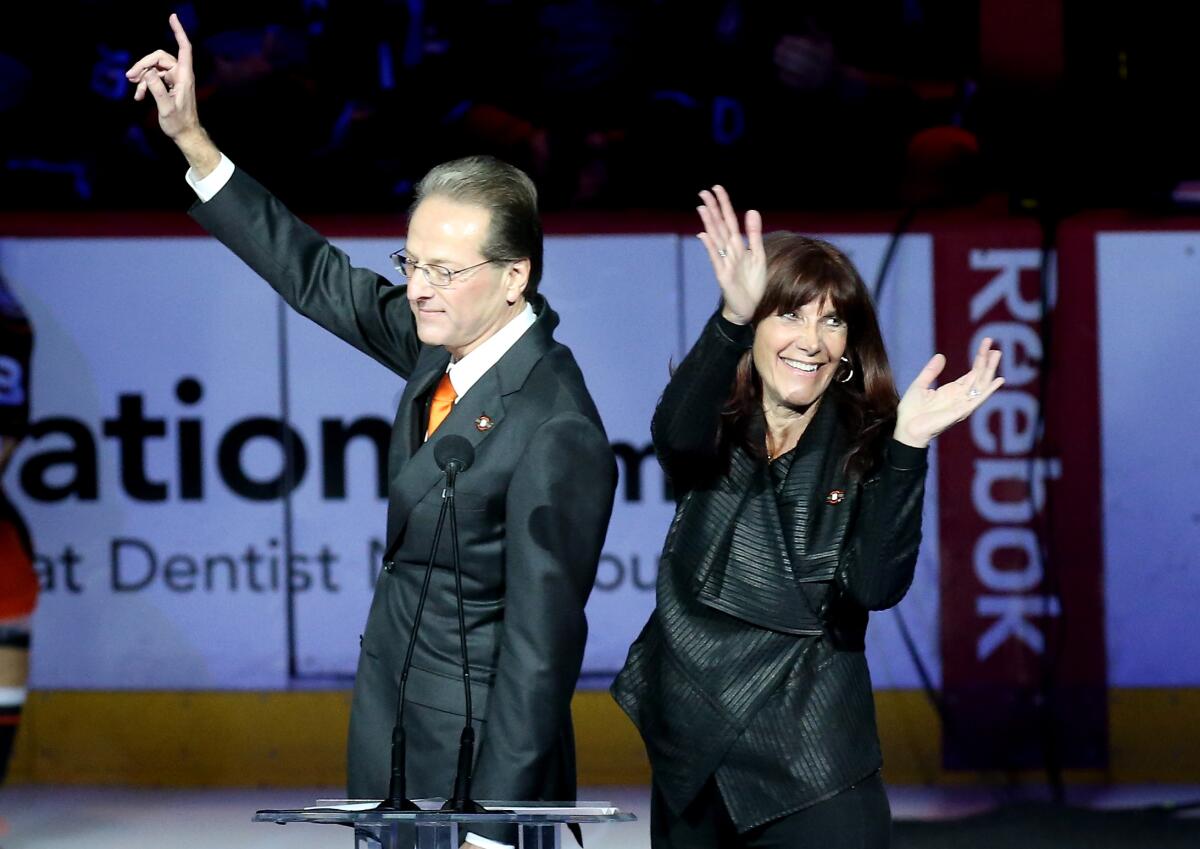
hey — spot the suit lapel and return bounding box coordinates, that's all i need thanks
[694,449,819,634]
[391,366,509,519]
[436,368,507,458]
[382,347,450,550]
[691,400,851,635]
[490,295,556,396]
[399,347,451,460]
[384,296,557,549]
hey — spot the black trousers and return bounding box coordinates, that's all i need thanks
[651,773,891,849]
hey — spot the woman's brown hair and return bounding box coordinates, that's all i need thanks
[722,233,899,476]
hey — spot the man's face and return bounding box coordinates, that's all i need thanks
[404,195,528,359]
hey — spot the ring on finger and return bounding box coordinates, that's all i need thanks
[717,247,729,258]
[967,387,981,398]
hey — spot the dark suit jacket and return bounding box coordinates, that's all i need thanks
[612,312,927,832]
[191,170,617,819]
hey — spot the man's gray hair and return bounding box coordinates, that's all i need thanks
[412,155,544,295]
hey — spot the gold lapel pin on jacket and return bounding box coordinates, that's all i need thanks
[475,414,494,432]
[825,490,845,505]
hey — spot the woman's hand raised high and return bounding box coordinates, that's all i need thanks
[696,185,766,326]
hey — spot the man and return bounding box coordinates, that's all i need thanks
[128,15,617,848]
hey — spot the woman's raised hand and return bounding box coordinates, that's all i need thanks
[696,185,766,325]
[894,336,1004,448]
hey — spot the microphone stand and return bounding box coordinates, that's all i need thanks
[373,486,453,811]
[440,458,487,814]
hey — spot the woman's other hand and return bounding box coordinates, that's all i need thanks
[894,336,1004,448]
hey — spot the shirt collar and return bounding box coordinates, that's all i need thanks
[445,302,536,399]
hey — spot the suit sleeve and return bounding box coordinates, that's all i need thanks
[836,440,929,610]
[651,311,752,488]
[189,168,421,378]
[471,412,617,799]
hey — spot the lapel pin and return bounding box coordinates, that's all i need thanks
[475,414,494,432]
[825,489,845,505]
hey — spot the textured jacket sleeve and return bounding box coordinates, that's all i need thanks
[651,311,753,487]
[189,168,421,378]
[837,439,929,610]
[471,411,617,799]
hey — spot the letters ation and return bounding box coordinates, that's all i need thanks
[18,378,666,504]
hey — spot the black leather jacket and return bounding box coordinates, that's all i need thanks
[612,312,927,832]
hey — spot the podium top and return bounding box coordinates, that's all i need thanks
[253,799,636,825]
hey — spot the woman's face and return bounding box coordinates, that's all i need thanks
[753,295,849,413]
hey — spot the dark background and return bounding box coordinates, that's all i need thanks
[1,1,1198,214]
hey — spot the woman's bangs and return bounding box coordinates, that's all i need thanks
[764,271,854,321]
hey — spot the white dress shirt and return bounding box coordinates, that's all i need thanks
[440,301,536,403]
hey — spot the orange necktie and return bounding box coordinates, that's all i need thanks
[425,373,457,438]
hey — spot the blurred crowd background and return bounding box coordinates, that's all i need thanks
[3,0,1199,216]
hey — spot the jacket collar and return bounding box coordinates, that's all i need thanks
[693,397,853,635]
[384,295,559,542]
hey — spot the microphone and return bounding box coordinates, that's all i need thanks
[434,434,488,814]
[374,435,476,813]
[434,434,475,486]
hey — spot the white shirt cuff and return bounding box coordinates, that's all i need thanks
[464,832,513,849]
[185,153,236,203]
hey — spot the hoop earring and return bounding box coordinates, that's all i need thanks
[838,355,854,384]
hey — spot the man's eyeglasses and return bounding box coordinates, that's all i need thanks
[389,251,512,287]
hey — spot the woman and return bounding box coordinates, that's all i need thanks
[612,186,1002,848]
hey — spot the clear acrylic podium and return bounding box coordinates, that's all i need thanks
[254,799,636,849]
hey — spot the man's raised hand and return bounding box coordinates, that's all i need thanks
[125,14,220,175]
